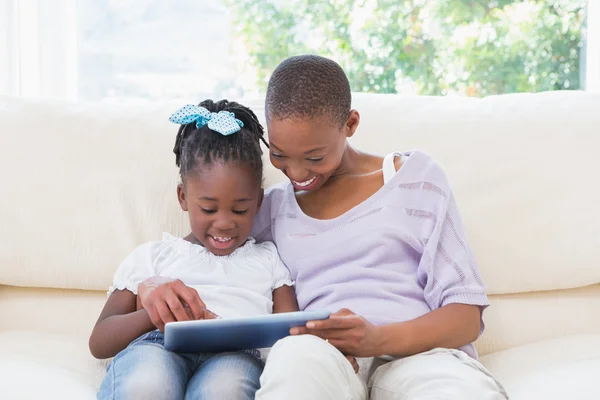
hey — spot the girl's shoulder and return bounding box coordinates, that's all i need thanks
[121,233,211,268]
[242,239,280,261]
[119,234,185,266]
[159,233,209,257]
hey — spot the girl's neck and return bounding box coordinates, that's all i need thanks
[183,233,250,255]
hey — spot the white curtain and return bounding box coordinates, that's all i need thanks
[0,0,77,99]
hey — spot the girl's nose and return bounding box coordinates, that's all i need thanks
[212,217,235,231]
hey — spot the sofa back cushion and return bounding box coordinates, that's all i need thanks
[1,92,599,294]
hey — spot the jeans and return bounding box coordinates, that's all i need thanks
[98,330,263,400]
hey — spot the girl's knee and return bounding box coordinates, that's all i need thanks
[98,364,185,400]
[191,379,257,400]
[124,366,183,399]
[98,346,186,400]
[187,353,262,400]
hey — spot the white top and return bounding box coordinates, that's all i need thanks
[109,233,294,318]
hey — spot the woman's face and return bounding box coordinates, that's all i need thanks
[267,112,359,192]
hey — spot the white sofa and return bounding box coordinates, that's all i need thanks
[1,91,599,399]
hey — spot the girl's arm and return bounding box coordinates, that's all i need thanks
[272,285,299,313]
[89,290,156,359]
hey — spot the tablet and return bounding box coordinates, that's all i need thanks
[164,310,330,353]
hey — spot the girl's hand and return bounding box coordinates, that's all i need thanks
[138,276,218,331]
[290,308,384,357]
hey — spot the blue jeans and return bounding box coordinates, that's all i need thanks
[98,330,263,400]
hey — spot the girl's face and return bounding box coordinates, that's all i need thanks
[177,162,263,256]
[267,111,359,192]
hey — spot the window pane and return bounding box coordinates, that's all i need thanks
[77,0,589,101]
[77,0,245,102]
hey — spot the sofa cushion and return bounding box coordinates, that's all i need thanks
[0,330,108,396]
[2,329,599,399]
[480,334,600,399]
[0,354,98,400]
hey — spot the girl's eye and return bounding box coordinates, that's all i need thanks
[233,209,249,215]
[200,207,217,214]
[271,153,285,160]
[307,157,324,163]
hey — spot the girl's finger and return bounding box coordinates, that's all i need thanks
[156,302,176,328]
[146,306,164,331]
[202,308,220,319]
[179,287,207,320]
[165,292,190,322]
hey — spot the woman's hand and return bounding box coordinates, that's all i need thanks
[290,308,384,357]
[137,276,218,331]
[345,355,359,374]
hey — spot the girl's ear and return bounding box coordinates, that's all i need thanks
[177,183,188,212]
[345,109,360,138]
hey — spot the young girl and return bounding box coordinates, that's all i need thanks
[89,100,298,400]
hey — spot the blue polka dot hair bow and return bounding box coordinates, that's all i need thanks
[169,104,244,136]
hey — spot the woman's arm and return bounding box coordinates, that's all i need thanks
[377,303,480,356]
[89,290,156,359]
[292,303,481,358]
[272,285,299,313]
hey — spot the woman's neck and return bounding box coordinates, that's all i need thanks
[330,143,383,180]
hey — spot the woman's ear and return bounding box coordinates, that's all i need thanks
[345,110,360,138]
[177,183,188,212]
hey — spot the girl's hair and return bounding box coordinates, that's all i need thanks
[173,99,267,185]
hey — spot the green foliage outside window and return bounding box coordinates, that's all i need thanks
[225,0,588,96]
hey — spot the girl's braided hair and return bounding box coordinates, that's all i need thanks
[173,99,267,185]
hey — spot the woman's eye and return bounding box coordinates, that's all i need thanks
[307,157,324,163]
[271,153,285,160]
[233,209,249,215]
[200,207,217,214]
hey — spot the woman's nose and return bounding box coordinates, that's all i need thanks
[287,166,310,181]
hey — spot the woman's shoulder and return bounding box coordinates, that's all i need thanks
[264,180,291,200]
[253,181,292,241]
[394,150,452,191]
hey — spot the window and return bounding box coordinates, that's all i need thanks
[1,0,598,101]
